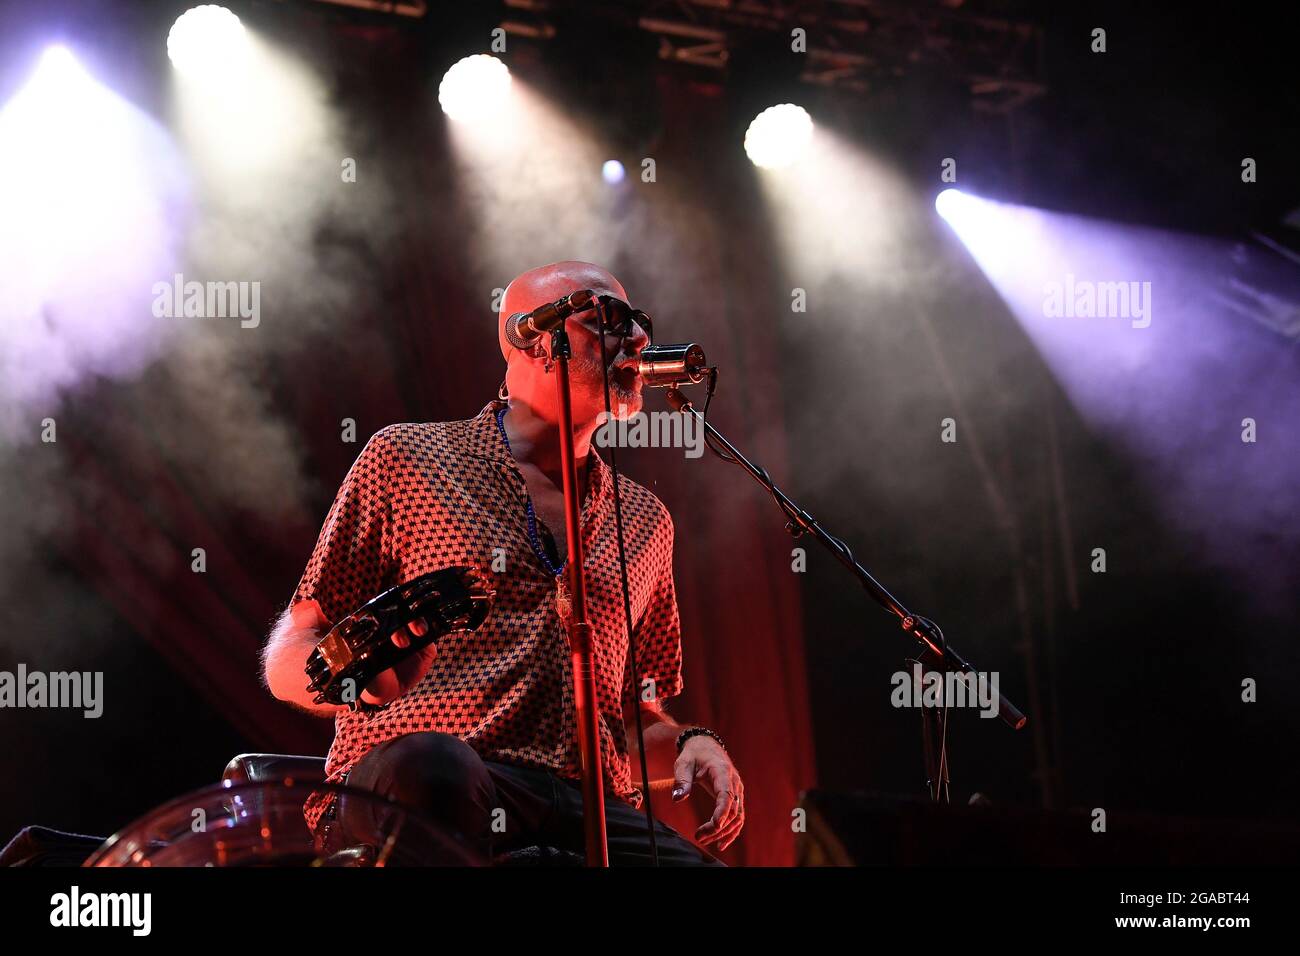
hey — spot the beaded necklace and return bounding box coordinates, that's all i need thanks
[495,405,565,576]
[494,405,576,628]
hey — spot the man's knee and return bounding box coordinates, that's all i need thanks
[367,732,491,821]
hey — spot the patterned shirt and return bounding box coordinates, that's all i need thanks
[293,398,683,830]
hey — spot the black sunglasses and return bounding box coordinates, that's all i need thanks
[581,294,653,344]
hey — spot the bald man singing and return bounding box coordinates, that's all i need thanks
[262,261,742,865]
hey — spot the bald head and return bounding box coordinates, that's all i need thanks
[498,261,628,360]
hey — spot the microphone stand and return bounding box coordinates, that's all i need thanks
[549,323,609,866]
[664,387,1026,800]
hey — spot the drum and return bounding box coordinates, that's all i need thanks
[83,780,484,867]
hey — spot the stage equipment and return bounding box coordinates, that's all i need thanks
[663,385,1026,802]
[84,781,480,867]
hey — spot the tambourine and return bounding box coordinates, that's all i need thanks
[304,566,494,709]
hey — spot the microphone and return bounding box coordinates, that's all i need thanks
[638,343,708,388]
[503,289,596,350]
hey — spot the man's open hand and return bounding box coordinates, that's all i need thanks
[672,736,744,851]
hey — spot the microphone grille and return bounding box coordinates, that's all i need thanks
[503,312,533,350]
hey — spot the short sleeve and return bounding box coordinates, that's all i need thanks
[633,510,683,702]
[292,430,394,626]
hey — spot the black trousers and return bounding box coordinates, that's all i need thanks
[335,731,725,866]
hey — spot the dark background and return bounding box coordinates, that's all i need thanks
[0,0,1296,866]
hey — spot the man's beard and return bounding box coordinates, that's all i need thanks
[569,354,643,417]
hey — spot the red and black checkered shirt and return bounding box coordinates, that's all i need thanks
[293,398,683,830]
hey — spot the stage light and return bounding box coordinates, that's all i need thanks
[26,46,82,102]
[2,46,131,229]
[444,81,612,285]
[0,45,186,434]
[602,160,625,184]
[935,188,997,240]
[753,124,914,287]
[933,189,1025,273]
[744,104,813,169]
[3,46,110,151]
[438,55,511,123]
[935,187,964,220]
[167,5,248,79]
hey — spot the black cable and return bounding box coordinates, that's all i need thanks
[698,368,740,465]
[595,299,660,866]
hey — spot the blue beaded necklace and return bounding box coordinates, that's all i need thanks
[494,405,566,578]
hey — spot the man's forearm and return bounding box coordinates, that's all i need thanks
[631,709,689,782]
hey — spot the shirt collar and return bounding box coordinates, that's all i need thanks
[466,398,612,504]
